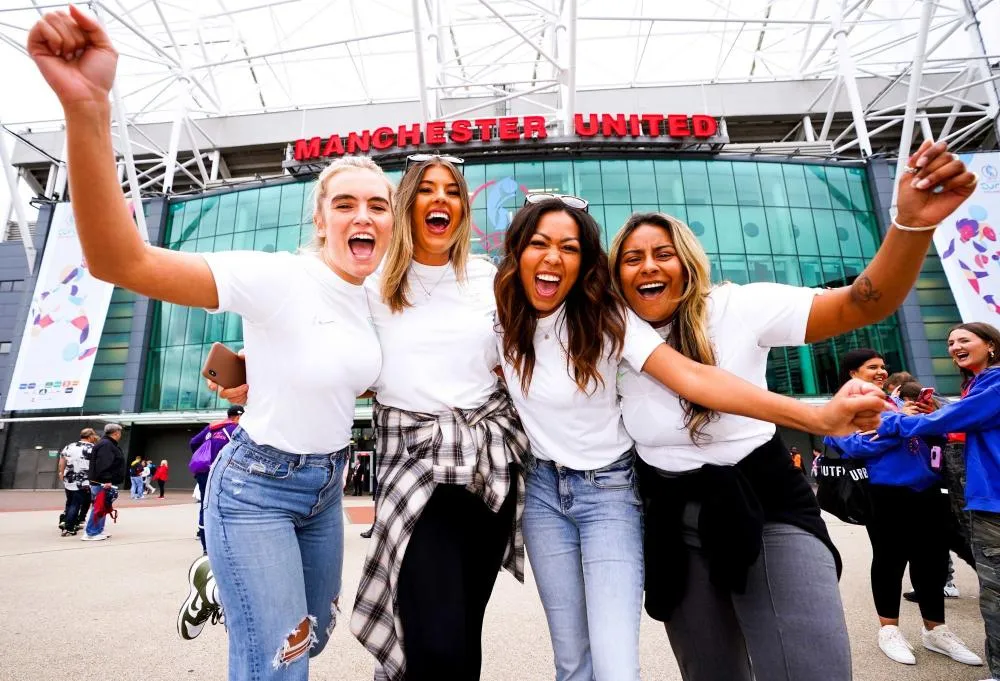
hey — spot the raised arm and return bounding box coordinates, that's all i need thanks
[641,344,886,436]
[28,8,218,308]
[804,139,976,343]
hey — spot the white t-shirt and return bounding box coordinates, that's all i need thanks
[203,251,381,454]
[501,306,663,470]
[618,283,820,472]
[368,257,499,412]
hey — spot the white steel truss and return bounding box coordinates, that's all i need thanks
[0,0,998,270]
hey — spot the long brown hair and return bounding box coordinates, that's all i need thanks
[495,199,626,395]
[608,212,718,442]
[950,322,1000,387]
[380,159,472,312]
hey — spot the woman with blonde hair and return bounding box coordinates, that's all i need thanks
[609,140,976,681]
[348,154,521,681]
[27,8,395,679]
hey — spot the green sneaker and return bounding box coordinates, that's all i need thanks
[177,555,223,640]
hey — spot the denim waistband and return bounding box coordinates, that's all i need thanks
[532,448,635,474]
[231,427,349,465]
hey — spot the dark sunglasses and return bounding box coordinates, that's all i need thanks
[404,154,465,172]
[523,193,589,212]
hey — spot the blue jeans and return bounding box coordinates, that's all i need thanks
[522,452,644,681]
[205,428,347,681]
[130,475,143,498]
[85,484,108,537]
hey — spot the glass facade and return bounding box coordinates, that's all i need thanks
[143,157,906,412]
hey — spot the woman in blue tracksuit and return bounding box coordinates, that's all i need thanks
[825,348,981,669]
[877,322,1000,677]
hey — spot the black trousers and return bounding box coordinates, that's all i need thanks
[398,483,516,681]
[62,487,90,530]
[157,480,165,497]
[866,483,950,623]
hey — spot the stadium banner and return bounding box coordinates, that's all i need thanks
[932,151,1000,324]
[5,202,115,410]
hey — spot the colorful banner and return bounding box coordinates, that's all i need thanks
[5,203,115,411]
[933,152,1000,323]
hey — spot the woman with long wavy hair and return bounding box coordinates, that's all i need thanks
[824,349,979,668]
[493,197,891,681]
[608,140,976,681]
[875,322,1000,677]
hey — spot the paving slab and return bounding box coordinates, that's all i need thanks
[0,492,989,680]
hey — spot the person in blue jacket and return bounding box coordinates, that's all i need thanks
[825,348,982,669]
[876,322,1000,678]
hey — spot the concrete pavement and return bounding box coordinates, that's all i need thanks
[0,490,990,680]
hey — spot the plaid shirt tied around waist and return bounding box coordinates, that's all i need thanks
[350,388,530,681]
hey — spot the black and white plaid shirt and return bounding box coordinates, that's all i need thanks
[349,388,530,681]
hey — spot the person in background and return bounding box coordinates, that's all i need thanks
[811,446,823,479]
[188,405,243,552]
[82,423,126,542]
[885,371,918,398]
[142,459,155,496]
[153,459,169,499]
[875,321,1000,679]
[824,349,981,668]
[346,458,359,495]
[896,380,969,600]
[57,427,99,536]
[129,456,145,499]
[790,446,803,471]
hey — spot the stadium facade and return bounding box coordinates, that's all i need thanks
[1,0,998,490]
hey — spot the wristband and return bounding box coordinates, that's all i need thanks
[892,219,939,233]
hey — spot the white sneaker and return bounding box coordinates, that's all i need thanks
[922,625,983,665]
[81,534,109,542]
[879,625,916,665]
[944,581,961,598]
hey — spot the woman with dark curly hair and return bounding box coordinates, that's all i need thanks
[493,196,887,681]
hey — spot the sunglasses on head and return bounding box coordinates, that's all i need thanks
[405,154,465,172]
[523,193,589,212]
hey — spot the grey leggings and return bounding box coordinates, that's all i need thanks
[664,510,852,681]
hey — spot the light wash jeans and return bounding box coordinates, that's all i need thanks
[84,484,109,537]
[523,452,644,681]
[204,428,347,681]
[130,475,143,499]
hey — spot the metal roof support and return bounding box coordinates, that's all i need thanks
[560,0,578,136]
[891,0,936,213]
[832,0,873,157]
[0,118,37,270]
[961,0,1000,142]
[93,4,149,242]
[412,0,432,126]
[163,107,184,194]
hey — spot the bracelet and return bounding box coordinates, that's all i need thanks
[892,219,939,233]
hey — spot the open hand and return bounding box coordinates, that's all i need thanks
[895,139,977,228]
[815,379,890,436]
[27,6,117,108]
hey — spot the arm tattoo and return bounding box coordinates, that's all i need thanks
[850,275,883,304]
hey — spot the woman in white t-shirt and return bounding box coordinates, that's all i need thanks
[609,140,975,681]
[348,155,525,681]
[27,12,394,680]
[493,196,888,681]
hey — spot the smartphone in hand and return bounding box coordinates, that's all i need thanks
[201,343,246,389]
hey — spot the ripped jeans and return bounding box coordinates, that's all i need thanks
[205,427,347,681]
